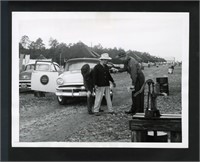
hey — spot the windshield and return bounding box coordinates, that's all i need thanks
[65,60,99,71]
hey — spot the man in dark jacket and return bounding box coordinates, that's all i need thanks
[81,64,94,114]
[116,52,145,115]
[93,53,116,116]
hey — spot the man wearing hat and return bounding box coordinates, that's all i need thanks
[93,53,116,116]
[116,52,145,115]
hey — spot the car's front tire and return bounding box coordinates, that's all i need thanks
[57,96,67,105]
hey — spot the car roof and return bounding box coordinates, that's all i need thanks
[26,62,59,66]
[66,58,99,63]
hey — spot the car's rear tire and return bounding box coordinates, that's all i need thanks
[34,91,45,97]
[57,96,67,105]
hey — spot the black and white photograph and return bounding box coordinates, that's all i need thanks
[12,11,189,148]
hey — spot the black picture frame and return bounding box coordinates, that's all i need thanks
[1,1,199,161]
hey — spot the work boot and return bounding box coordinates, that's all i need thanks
[94,112,101,116]
[88,111,94,115]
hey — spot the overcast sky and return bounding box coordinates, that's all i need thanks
[13,12,189,61]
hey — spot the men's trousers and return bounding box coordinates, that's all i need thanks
[93,86,113,113]
[131,73,145,113]
[86,91,94,113]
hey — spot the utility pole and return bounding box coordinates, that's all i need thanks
[60,52,62,66]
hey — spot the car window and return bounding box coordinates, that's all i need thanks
[54,64,60,71]
[25,64,35,70]
[66,62,97,71]
[50,64,56,71]
[36,64,50,71]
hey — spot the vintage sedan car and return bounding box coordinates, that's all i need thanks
[55,58,113,105]
[19,61,60,91]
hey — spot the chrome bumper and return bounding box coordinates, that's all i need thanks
[19,81,31,90]
[55,91,87,97]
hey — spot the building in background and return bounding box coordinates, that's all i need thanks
[164,57,175,65]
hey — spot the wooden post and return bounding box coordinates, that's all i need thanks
[171,131,182,142]
[19,54,24,72]
[154,130,157,137]
[167,131,171,142]
[131,131,147,142]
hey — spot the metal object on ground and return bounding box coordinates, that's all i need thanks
[129,79,181,142]
[144,79,161,118]
[156,77,169,95]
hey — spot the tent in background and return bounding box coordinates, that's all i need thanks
[66,42,100,61]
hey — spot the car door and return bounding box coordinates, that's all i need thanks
[31,61,60,93]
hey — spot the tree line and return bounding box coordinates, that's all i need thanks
[19,35,166,66]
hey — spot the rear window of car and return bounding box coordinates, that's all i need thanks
[65,60,99,71]
[35,64,50,71]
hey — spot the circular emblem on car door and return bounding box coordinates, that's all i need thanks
[40,75,49,85]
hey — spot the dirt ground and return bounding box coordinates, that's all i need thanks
[19,65,181,142]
